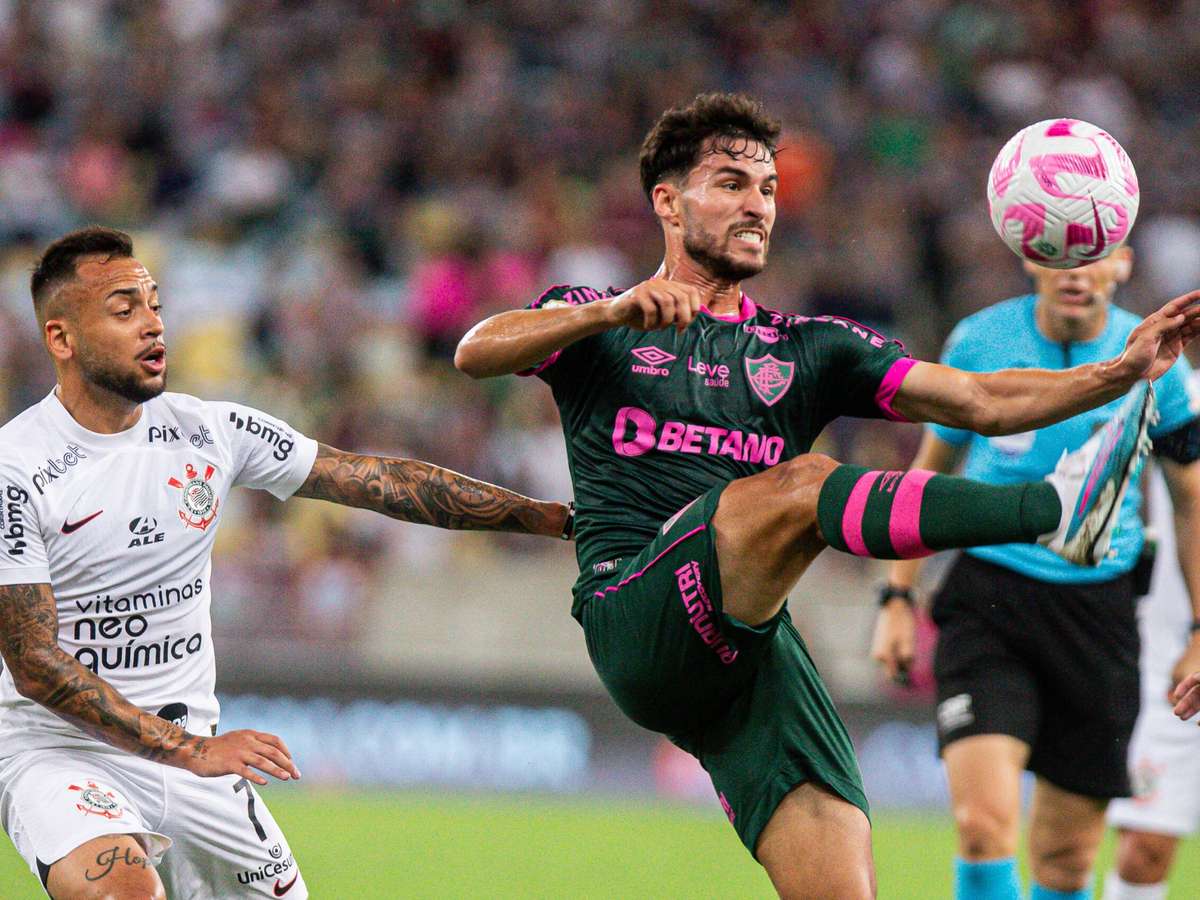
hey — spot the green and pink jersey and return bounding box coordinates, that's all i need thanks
[521,285,914,614]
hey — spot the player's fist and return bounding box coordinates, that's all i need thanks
[179,729,301,785]
[870,598,916,685]
[606,279,703,333]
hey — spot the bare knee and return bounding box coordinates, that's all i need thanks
[1031,839,1098,892]
[954,802,1019,860]
[769,453,840,527]
[1117,829,1179,884]
[47,836,165,900]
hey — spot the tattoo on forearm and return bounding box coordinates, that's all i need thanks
[85,845,150,881]
[295,444,561,536]
[0,583,201,764]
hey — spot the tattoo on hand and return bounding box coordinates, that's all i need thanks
[85,845,150,881]
[296,444,559,535]
[0,583,193,763]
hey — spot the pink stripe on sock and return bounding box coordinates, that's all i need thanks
[842,471,882,556]
[875,357,918,422]
[889,470,935,558]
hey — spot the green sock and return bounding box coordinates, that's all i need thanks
[816,465,1061,559]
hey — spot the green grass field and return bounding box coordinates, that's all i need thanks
[3,790,1198,897]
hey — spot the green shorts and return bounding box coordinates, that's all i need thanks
[578,484,869,855]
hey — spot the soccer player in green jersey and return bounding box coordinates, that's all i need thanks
[456,93,1200,898]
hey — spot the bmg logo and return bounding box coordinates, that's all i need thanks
[228,413,294,461]
[2,485,30,556]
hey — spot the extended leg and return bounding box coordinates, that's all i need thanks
[714,454,1059,625]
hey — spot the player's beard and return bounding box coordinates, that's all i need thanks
[682,219,766,282]
[79,346,166,404]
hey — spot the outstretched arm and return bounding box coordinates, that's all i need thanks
[293,444,574,538]
[0,583,299,785]
[893,291,1200,434]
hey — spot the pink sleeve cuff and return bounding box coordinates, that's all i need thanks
[875,357,918,422]
[517,350,562,377]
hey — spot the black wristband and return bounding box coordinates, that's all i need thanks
[1190,620,1200,634]
[879,585,915,607]
[560,502,576,541]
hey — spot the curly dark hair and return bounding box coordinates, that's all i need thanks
[638,92,782,202]
[31,225,134,320]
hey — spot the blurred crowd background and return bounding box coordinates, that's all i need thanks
[2,0,1199,710]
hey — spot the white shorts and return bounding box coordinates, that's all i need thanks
[0,747,308,899]
[1108,687,1200,837]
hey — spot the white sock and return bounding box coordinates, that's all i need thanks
[1103,870,1167,900]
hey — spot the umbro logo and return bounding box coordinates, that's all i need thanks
[632,346,675,366]
[630,346,675,377]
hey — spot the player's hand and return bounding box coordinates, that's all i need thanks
[179,730,301,786]
[1115,290,1200,382]
[1172,670,1200,722]
[1169,638,1200,704]
[605,279,703,333]
[870,598,916,685]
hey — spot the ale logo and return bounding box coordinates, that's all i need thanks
[167,463,220,531]
[745,354,795,407]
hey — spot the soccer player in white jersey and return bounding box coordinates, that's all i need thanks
[0,227,574,899]
[1106,428,1200,900]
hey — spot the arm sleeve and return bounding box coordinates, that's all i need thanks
[0,460,50,586]
[926,321,975,447]
[213,403,319,500]
[802,316,913,421]
[517,284,613,384]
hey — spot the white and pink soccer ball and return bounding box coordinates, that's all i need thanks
[987,118,1139,269]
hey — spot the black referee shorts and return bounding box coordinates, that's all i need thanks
[931,553,1140,799]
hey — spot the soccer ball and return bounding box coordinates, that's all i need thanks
[986,118,1139,269]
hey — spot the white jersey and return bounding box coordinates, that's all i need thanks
[1107,467,1200,836]
[0,390,317,758]
[1138,469,1192,685]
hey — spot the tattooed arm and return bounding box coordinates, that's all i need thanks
[0,582,299,784]
[293,444,574,538]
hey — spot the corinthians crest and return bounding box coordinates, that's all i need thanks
[69,780,124,820]
[745,354,795,407]
[168,463,220,531]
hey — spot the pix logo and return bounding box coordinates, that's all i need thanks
[31,444,87,495]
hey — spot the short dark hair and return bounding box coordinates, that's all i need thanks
[638,92,782,202]
[31,226,134,318]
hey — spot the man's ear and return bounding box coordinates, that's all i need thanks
[44,318,74,363]
[652,181,682,228]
